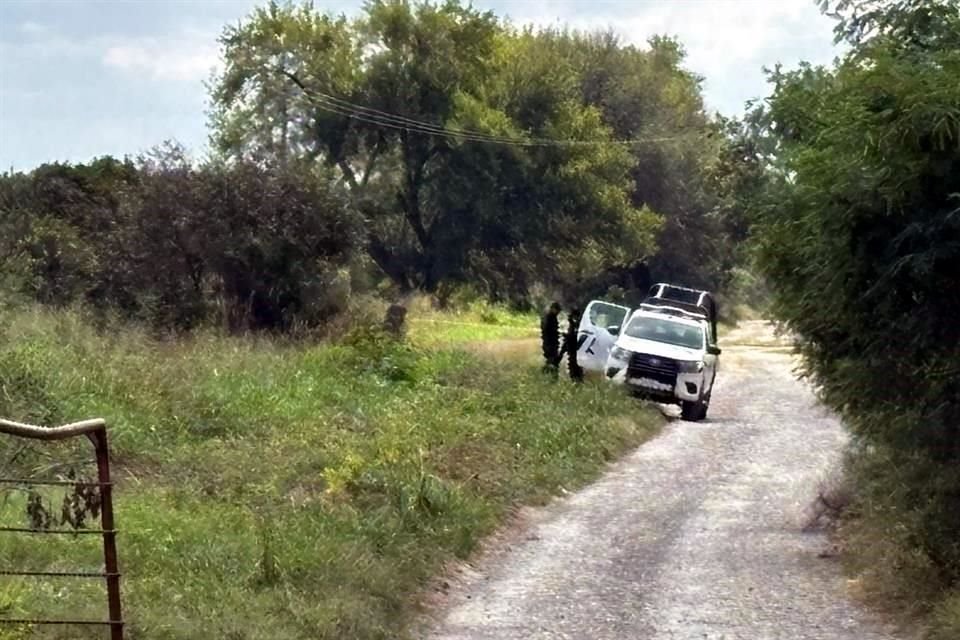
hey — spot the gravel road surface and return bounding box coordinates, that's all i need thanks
[425,322,903,640]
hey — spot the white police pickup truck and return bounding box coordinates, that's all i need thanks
[575,284,721,421]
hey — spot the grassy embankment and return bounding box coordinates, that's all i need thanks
[838,497,960,640]
[406,299,539,346]
[0,303,658,640]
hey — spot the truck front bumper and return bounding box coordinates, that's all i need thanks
[607,366,703,404]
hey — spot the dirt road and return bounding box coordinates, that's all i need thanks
[424,322,902,640]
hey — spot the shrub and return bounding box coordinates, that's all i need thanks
[0,149,362,333]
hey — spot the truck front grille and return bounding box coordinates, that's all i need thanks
[627,353,678,386]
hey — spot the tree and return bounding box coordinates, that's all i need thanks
[752,0,960,579]
[0,157,140,307]
[197,159,361,331]
[552,30,744,292]
[210,0,661,300]
[0,145,361,332]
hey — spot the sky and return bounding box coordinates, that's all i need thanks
[0,0,842,171]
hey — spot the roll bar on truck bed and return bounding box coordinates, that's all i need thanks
[644,283,718,340]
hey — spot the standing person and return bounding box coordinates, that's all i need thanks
[563,307,584,383]
[540,302,562,377]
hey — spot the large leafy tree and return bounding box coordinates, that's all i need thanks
[556,32,740,291]
[753,0,960,578]
[210,0,660,299]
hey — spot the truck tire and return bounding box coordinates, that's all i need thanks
[681,399,708,422]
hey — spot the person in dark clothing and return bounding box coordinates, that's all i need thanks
[562,307,584,383]
[540,302,562,377]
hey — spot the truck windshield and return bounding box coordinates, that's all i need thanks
[624,316,704,349]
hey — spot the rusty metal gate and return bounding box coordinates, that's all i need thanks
[0,417,123,640]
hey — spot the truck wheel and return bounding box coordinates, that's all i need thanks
[698,390,712,420]
[680,400,699,421]
[697,400,709,421]
[681,399,708,422]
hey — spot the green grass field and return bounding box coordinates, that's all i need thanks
[406,299,540,346]
[0,306,659,640]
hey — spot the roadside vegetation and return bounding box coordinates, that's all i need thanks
[0,304,659,639]
[748,2,960,636]
[406,298,539,347]
[9,0,960,637]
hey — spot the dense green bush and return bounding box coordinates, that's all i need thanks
[751,1,960,632]
[0,148,361,332]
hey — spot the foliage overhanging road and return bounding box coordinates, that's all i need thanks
[425,322,904,640]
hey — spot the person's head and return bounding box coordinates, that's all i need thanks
[548,302,562,315]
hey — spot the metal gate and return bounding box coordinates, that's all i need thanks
[0,417,123,640]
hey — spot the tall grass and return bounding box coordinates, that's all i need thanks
[0,306,658,640]
[405,298,539,346]
[837,447,960,639]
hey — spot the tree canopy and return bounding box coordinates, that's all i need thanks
[210,0,744,303]
[751,0,960,583]
[1,0,755,329]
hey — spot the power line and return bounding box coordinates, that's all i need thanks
[306,92,537,146]
[304,85,701,146]
[304,87,701,147]
[278,70,708,148]
[284,72,516,142]
[282,70,568,146]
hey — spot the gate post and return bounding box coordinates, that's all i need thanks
[0,418,124,639]
[89,428,124,640]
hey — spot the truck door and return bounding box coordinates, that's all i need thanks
[576,300,631,372]
[703,321,720,394]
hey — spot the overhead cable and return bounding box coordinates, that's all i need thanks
[278,69,708,147]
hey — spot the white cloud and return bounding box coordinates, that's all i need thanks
[4,20,221,83]
[498,0,841,113]
[607,1,837,70]
[2,27,93,60]
[18,21,50,36]
[102,34,221,82]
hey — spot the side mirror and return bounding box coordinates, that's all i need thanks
[607,325,620,336]
[707,345,722,356]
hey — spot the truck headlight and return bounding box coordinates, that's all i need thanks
[677,360,704,373]
[610,346,631,363]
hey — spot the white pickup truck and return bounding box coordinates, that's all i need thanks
[575,284,721,421]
